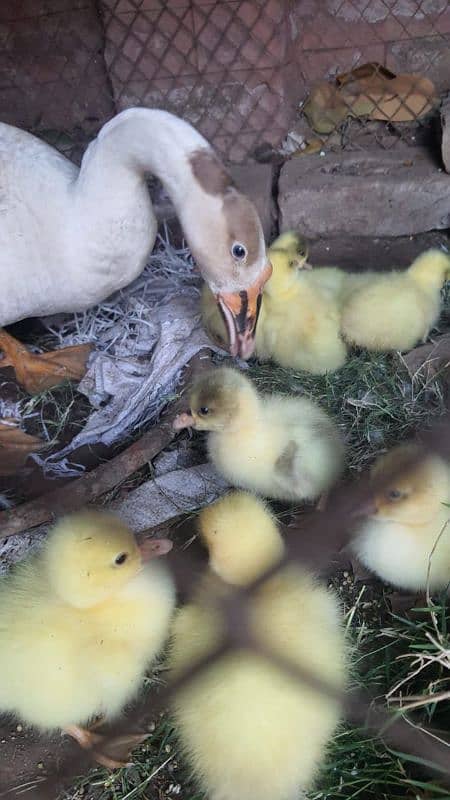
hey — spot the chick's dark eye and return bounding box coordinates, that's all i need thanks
[114,552,128,565]
[199,406,209,416]
[231,243,247,261]
[387,489,403,501]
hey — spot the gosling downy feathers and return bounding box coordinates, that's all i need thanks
[352,442,450,591]
[169,491,347,800]
[173,367,345,502]
[340,249,450,352]
[0,511,175,750]
[255,231,348,374]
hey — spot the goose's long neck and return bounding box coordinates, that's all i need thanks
[76,108,213,219]
[70,108,268,359]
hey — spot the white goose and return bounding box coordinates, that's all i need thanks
[0,108,271,392]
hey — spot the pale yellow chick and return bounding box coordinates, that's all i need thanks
[0,511,175,763]
[200,231,310,349]
[256,232,348,374]
[352,443,450,591]
[168,491,347,800]
[173,366,345,502]
[340,249,450,351]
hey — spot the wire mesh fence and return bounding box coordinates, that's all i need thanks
[1,1,449,163]
[2,403,449,800]
[0,2,450,795]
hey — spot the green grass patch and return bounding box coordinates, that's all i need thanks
[247,348,447,475]
[66,293,450,799]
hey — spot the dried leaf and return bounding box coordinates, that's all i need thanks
[304,63,439,133]
[0,419,44,476]
[0,330,93,394]
[292,138,324,156]
[336,62,396,87]
[356,74,439,123]
[303,82,349,134]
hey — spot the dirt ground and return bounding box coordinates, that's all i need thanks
[0,719,73,797]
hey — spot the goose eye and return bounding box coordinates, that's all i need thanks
[198,406,209,416]
[387,489,403,501]
[231,242,247,261]
[114,552,128,565]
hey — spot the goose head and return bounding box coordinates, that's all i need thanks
[182,149,271,359]
[77,109,272,359]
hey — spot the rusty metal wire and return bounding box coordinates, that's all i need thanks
[3,413,449,800]
[293,0,449,152]
[1,0,448,163]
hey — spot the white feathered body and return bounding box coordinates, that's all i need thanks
[0,120,155,325]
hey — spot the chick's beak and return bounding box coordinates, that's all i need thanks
[139,537,173,562]
[217,262,272,360]
[351,497,379,519]
[173,411,195,431]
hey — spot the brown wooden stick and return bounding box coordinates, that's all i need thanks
[0,353,211,539]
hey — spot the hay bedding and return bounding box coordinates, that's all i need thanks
[35,234,221,475]
[0,235,229,570]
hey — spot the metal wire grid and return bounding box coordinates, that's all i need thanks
[293,0,450,151]
[0,0,449,162]
[0,1,115,164]
[99,0,290,162]
[99,0,450,157]
[4,411,449,800]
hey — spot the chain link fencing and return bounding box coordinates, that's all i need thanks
[1,1,449,162]
[0,401,449,800]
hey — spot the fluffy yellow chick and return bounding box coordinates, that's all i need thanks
[173,367,345,502]
[201,232,348,374]
[0,511,175,764]
[256,232,348,374]
[352,443,450,591]
[340,249,450,351]
[168,491,347,800]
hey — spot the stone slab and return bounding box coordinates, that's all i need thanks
[306,232,450,272]
[279,147,450,238]
[110,463,228,533]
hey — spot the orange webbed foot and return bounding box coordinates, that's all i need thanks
[63,724,148,770]
[0,418,44,475]
[0,329,92,394]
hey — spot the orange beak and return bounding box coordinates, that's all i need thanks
[173,411,195,431]
[138,537,173,562]
[351,497,379,519]
[217,263,272,359]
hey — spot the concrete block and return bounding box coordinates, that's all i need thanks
[279,148,450,237]
[307,232,450,272]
